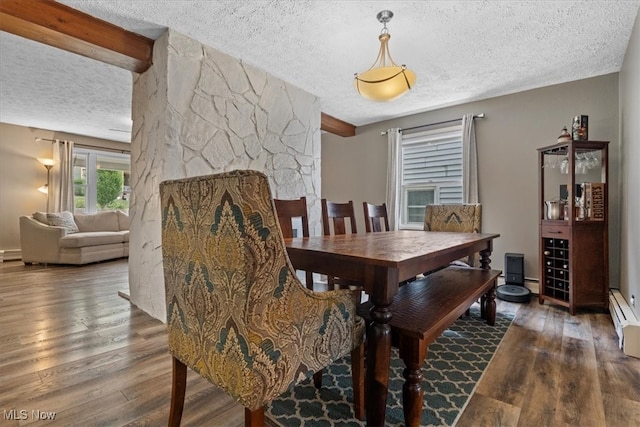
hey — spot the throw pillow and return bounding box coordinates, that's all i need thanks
[74,211,119,232]
[46,211,79,233]
[32,211,49,225]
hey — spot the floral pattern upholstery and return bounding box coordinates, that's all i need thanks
[424,204,482,266]
[423,204,482,233]
[159,170,364,412]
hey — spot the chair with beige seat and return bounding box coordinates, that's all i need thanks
[159,171,365,426]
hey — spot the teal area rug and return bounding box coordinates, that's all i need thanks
[266,304,514,426]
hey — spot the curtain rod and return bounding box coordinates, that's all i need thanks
[35,137,130,154]
[380,113,485,136]
[35,137,70,143]
[75,143,130,154]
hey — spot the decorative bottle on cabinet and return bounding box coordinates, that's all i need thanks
[537,140,609,315]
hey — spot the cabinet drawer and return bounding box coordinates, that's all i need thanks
[542,224,569,238]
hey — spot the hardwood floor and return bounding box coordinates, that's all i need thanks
[456,295,640,427]
[1,259,638,426]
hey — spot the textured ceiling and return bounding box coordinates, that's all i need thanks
[1,1,639,143]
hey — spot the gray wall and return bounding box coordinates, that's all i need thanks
[322,73,620,288]
[619,10,640,318]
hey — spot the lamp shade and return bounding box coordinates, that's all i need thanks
[354,65,416,102]
[354,10,416,102]
[38,158,55,167]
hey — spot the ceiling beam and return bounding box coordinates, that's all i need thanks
[320,113,356,138]
[0,0,153,73]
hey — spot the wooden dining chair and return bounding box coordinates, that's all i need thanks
[321,199,361,294]
[364,201,417,287]
[274,196,314,290]
[321,199,358,235]
[363,202,390,233]
[160,171,365,426]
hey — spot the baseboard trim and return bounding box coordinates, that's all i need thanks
[525,279,540,295]
[0,249,22,262]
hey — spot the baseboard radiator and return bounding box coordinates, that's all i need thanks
[609,289,640,358]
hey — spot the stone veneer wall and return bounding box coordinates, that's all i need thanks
[129,29,321,321]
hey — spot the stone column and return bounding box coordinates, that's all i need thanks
[129,29,321,320]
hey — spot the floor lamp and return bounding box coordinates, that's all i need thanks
[38,158,55,212]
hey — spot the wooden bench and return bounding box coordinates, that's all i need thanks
[358,266,501,427]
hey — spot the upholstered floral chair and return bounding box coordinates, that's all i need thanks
[159,170,365,426]
[423,204,482,266]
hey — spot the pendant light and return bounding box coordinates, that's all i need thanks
[354,10,416,102]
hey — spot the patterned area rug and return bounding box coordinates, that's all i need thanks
[266,304,514,426]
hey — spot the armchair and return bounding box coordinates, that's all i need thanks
[160,170,365,426]
[423,204,482,266]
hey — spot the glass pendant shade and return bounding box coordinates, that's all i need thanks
[354,11,416,102]
[354,64,417,102]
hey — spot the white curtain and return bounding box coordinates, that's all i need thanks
[462,114,479,203]
[50,140,74,212]
[386,128,402,230]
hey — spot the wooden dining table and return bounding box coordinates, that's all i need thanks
[285,229,500,426]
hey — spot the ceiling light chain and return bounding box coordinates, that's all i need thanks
[354,10,416,102]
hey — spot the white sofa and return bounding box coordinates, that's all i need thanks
[20,210,129,265]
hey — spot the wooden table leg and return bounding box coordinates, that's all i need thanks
[398,335,428,427]
[366,303,392,426]
[479,247,492,270]
[486,285,496,326]
[480,246,496,325]
[365,267,397,427]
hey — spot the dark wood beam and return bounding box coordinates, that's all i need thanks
[321,113,356,137]
[0,0,153,73]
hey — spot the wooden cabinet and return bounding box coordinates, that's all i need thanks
[538,140,609,315]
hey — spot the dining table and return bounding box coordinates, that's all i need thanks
[285,229,500,426]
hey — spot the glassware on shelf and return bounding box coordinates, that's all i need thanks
[560,156,569,174]
[575,154,588,174]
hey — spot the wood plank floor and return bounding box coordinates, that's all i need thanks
[1,259,638,426]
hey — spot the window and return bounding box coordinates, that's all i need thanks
[73,149,131,214]
[398,124,463,229]
[404,187,435,224]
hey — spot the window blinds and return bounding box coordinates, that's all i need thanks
[401,125,463,203]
